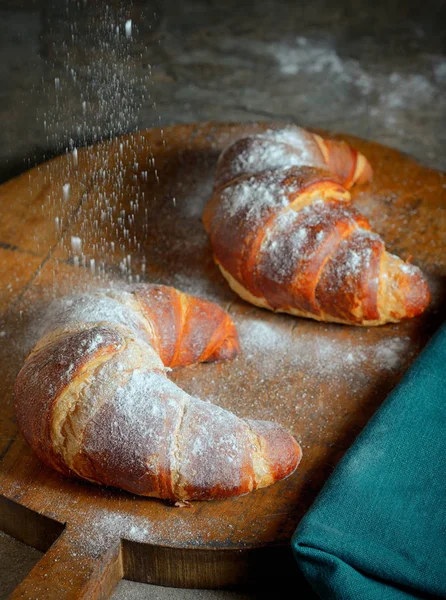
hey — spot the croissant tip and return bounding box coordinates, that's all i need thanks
[399,264,431,319]
[248,420,302,483]
[209,332,240,362]
[265,426,302,482]
[411,276,431,318]
[363,160,373,180]
[381,257,430,323]
[354,158,373,186]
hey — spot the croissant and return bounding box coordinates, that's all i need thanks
[203,126,430,325]
[14,284,301,502]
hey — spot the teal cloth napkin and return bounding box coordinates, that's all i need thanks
[292,323,446,600]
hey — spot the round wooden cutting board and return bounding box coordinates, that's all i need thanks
[0,122,444,599]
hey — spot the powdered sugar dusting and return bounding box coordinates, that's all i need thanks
[178,397,249,492]
[82,366,254,497]
[84,370,184,477]
[30,289,149,348]
[334,229,379,280]
[222,127,324,182]
[84,331,111,355]
[239,317,411,377]
[259,127,316,151]
[394,258,421,277]
[346,250,362,273]
[67,509,152,557]
[230,139,305,178]
[259,209,309,283]
[257,200,366,285]
[220,171,290,223]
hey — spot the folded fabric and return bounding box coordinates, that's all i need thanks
[292,323,446,600]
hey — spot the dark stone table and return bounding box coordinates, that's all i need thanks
[0,0,444,597]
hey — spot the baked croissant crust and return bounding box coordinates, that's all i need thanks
[14,285,301,501]
[203,126,430,325]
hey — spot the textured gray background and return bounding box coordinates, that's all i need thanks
[0,0,445,597]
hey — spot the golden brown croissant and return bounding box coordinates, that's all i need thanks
[14,285,301,501]
[203,126,430,326]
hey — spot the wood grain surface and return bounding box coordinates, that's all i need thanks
[0,122,444,599]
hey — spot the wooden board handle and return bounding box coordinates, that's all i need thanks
[9,527,123,600]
